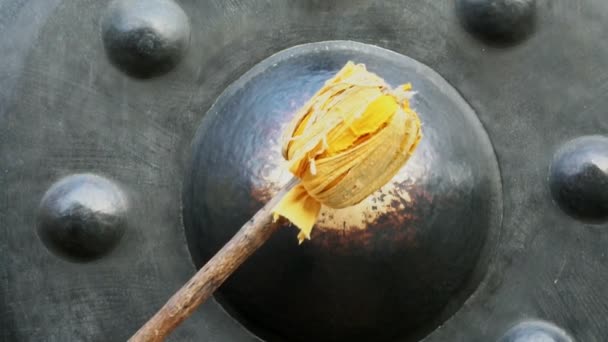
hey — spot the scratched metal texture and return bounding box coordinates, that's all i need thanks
[1,0,607,341]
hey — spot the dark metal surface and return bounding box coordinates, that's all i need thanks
[455,0,537,45]
[1,0,608,341]
[37,174,128,262]
[549,136,608,224]
[101,0,191,78]
[184,41,502,342]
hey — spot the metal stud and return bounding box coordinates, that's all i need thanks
[549,135,608,224]
[456,0,537,45]
[101,0,191,78]
[37,174,129,262]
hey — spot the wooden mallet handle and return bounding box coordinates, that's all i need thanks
[128,178,299,342]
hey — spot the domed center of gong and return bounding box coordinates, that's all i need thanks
[183,41,503,342]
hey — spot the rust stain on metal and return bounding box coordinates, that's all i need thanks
[251,172,431,254]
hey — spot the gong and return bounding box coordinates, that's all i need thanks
[1,0,607,341]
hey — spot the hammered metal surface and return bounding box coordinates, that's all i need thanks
[184,41,502,342]
[1,0,608,341]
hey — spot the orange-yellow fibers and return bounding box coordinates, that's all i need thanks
[273,62,422,243]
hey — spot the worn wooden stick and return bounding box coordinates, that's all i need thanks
[129,178,299,342]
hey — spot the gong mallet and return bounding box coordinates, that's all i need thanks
[129,61,422,341]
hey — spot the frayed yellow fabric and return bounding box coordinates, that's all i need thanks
[273,62,422,243]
